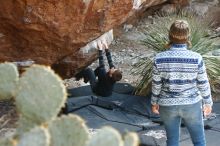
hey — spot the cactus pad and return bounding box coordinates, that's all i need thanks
[124,132,139,146]
[48,115,89,146]
[87,126,123,146]
[0,63,19,100]
[16,65,67,124]
[16,117,38,136]
[17,126,50,146]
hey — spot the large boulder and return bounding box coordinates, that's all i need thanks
[0,0,170,78]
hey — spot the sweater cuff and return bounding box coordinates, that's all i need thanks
[99,50,103,54]
[151,95,159,105]
[203,98,213,106]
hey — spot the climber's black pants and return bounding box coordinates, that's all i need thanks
[75,68,97,92]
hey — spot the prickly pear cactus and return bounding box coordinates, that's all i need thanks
[16,117,39,136]
[16,65,67,125]
[0,63,19,100]
[48,115,90,146]
[0,63,140,146]
[124,132,139,146]
[87,126,124,146]
[17,126,50,146]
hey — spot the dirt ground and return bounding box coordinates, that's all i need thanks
[0,2,220,140]
[0,100,17,138]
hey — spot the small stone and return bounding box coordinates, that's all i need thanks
[130,53,136,57]
[123,24,133,32]
[112,40,117,45]
[121,49,126,52]
[148,16,153,19]
[206,0,219,6]
[111,52,116,56]
[216,27,220,33]
[191,3,209,16]
[124,79,129,82]
[128,49,133,52]
[212,49,220,56]
[131,58,139,65]
[23,17,31,23]
[148,17,154,24]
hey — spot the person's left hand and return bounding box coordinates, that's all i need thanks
[152,104,159,114]
[97,40,103,50]
[100,39,108,50]
[203,104,212,117]
[97,39,109,50]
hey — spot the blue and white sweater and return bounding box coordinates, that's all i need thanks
[151,44,213,106]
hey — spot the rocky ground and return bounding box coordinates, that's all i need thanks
[1,0,220,140]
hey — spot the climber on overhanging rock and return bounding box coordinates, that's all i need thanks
[75,40,122,97]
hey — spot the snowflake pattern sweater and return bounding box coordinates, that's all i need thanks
[151,44,213,106]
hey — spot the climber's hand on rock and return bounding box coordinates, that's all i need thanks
[97,40,103,51]
[102,39,109,50]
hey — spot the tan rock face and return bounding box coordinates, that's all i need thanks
[0,0,167,78]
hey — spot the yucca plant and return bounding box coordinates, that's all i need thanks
[132,11,220,96]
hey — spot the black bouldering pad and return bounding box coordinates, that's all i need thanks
[66,85,220,146]
[67,82,134,97]
[66,93,160,120]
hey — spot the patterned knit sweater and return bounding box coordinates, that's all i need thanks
[151,44,213,106]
